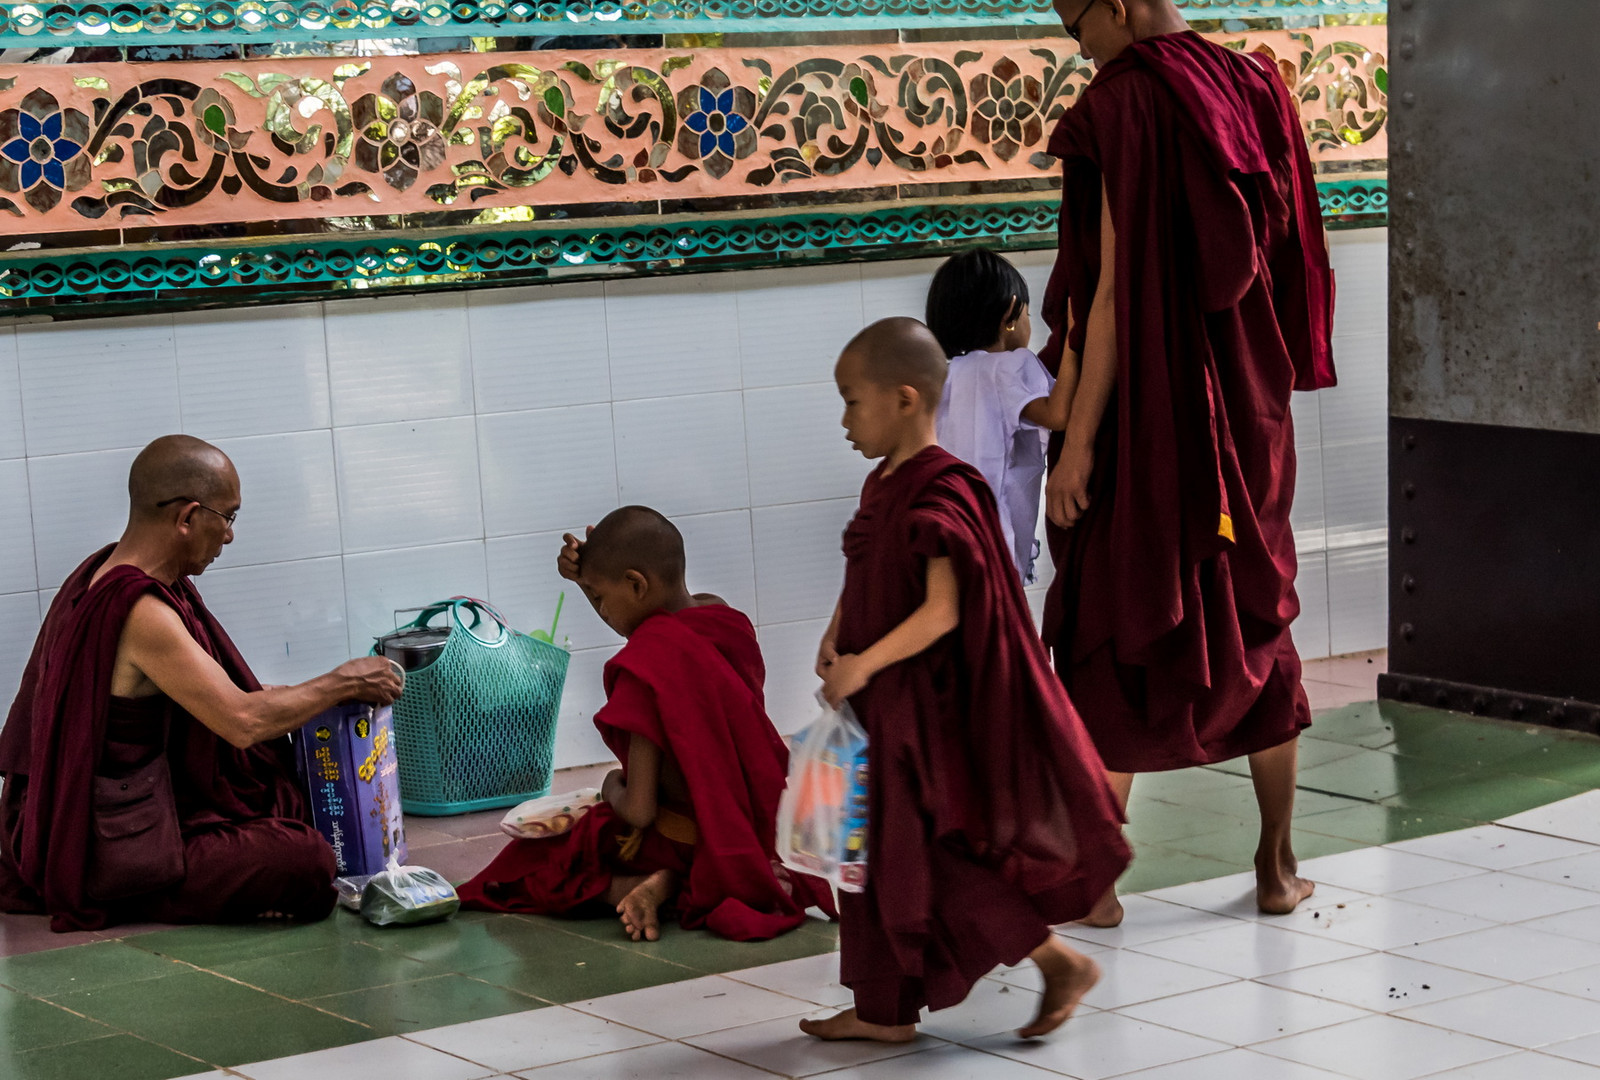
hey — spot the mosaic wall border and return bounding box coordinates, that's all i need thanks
[0,0,1386,50]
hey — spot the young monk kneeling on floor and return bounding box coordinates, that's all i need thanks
[801,318,1132,1043]
[459,506,836,942]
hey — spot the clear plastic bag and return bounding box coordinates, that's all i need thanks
[358,856,461,926]
[775,694,869,893]
[499,788,603,840]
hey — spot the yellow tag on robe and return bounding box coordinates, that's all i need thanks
[1218,514,1235,542]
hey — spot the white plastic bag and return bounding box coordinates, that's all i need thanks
[499,788,602,839]
[776,694,869,893]
[359,855,460,926]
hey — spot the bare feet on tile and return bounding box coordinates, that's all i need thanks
[800,1009,918,1043]
[1019,936,1100,1038]
[617,869,675,942]
[1256,856,1315,915]
[1078,887,1125,928]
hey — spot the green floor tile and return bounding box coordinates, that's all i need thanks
[1138,767,1255,803]
[0,941,183,998]
[2,1034,204,1080]
[1500,738,1600,786]
[1288,830,1369,860]
[48,969,280,1031]
[1304,701,1430,751]
[1293,803,1477,845]
[1291,789,1371,818]
[1124,801,1248,845]
[567,918,839,977]
[1296,748,1463,802]
[135,999,371,1068]
[0,987,114,1052]
[465,936,692,1004]
[1161,827,1261,866]
[126,919,343,968]
[1391,717,1567,771]
[1387,772,1590,821]
[1117,845,1249,895]
[352,911,575,973]
[312,973,546,1035]
[1297,736,1372,769]
[209,941,451,998]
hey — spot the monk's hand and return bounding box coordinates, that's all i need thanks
[815,636,839,680]
[821,654,870,710]
[338,657,405,705]
[1047,441,1094,528]
[557,526,593,583]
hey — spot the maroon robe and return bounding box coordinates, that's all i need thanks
[460,604,836,941]
[0,547,336,932]
[837,446,1130,1026]
[1039,31,1337,773]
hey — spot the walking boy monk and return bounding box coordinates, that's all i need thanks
[801,318,1130,1043]
[459,506,835,942]
[1039,0,1336,924]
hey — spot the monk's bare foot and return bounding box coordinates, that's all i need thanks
[799,1009,917,1043]
[1256,858,1315,915]
[1019,937,1099,1039]
[617,869,674,941]
[1077,887,1124,929]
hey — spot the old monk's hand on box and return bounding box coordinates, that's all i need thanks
[297,703,407,877]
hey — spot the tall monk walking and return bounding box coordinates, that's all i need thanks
[0,435,404,931]
[1039,0,1337,922]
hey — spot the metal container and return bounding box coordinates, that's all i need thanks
[378,626,450,671]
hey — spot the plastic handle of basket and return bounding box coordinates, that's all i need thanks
[452,596,511,629]
[449,597,507,647]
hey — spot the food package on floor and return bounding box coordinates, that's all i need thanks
[334,874,377,912]
[359,858,460,926]
[295,703,407,876]
[776,694,870,893]
[499,788,603,839]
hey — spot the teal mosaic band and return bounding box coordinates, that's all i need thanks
[0,179,1385,310]
[0,0,1386,50]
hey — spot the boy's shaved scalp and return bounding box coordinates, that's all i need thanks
[582,505,687,584]
[842,317,949,408]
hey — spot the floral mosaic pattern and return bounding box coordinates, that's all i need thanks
[0,27,1386,230]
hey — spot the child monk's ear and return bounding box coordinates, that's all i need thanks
[897,384,919,412]
[624,569,649,598]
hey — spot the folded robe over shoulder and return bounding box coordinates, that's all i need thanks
[460,604,836,941]
[837,446,1130,1025]
[0,547,334,932]
[1039,31,1338,773]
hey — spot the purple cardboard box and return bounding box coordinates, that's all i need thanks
[297,703,407,876]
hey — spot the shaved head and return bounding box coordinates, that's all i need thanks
[582,506,686,585]
[841,317,949,410]
[128,435,236,522]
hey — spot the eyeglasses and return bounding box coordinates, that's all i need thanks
[1064,0,1097,42]
[156,496,238,527]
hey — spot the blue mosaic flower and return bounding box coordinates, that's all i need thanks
[676,70,757,180]
[3,110,83,191]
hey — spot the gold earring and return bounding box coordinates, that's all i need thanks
[1005,323,1017,332]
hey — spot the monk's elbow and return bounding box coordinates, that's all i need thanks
[620,802,658,830]
[220,709,264,750]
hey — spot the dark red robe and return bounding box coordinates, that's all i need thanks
[1039,31,1337,773]
[460,604,836,941]
[0,547,336,932]
[837,446,1130,1026]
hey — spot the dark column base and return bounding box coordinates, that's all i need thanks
[1387,417,1600,721]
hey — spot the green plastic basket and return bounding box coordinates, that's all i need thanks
[380,598,570,816]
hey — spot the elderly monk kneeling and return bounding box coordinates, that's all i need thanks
[0,435,404,932]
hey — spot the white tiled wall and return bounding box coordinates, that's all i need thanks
[0,233,1387,765]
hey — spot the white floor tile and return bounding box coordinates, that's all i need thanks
[1389,826,1597,870]
[1510,851,1600,892]
[405,1006,661,1073]
[686,1010,930,1077]
[1394,872,1597,924]
[1394,925,1600,983]
[236,1035,495,1080]
[1398,985,1600,1050]
[724,953,853,1008]
[1548,1031,1600,1070]
[1129,920,1370,979]
[568,974,811,1039]
[1273,894,1495,951]
[1056,895,1247,950]
[919,979,1053,1045]
[1256,1014,1513,1080]
[1523,908,1600,947]
[1118,980,1369,1046]
[1300,847,1486,895]
[1532,964,1600,1003]
[1499,794,1600,846]
[1115,1047,1351,1080]
[810,1042,1063,1079]
[515,1041,778,1079]
[1258,952,1509,1013]
[971,1011,1228,1080]
[1416,1052,1600,1079]
[1146,870,1370,920]
[987,950,1234,1009]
